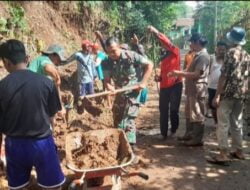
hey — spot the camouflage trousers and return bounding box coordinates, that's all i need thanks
[112,93,140,144]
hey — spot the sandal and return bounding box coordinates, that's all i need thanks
[206,155,231,166]
[230,152,246,160]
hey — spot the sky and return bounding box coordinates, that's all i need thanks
[185,1,199,9]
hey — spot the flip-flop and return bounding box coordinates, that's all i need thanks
[206,155,230,166]
[230,152,246,160]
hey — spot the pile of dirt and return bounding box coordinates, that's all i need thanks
[71,134,120,169]
[67,129,132,170]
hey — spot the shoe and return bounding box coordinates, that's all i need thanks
[162,135,168,141]
[177,135,192,141]
[169,132,176,138]
[183,140,203,147]
[230,151,246,160]
[206,155,231,166]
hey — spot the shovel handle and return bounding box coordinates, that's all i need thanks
[80,85,140,99]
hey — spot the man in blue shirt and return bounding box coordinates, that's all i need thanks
[62,39,97,97]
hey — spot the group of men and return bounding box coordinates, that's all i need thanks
[0,26,154,189]
[156,26,249,165]
[0,24,249,190]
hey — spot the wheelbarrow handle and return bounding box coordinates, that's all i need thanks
[121,167,149,180]
[138,172,149,180]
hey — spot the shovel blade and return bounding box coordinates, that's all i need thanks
[82,97,103,117]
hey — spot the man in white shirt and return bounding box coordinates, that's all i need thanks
[207,41,228,126]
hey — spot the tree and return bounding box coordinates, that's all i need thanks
[193,1,250,52]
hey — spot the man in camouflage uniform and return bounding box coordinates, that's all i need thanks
[102,37,153,145]
[212,27,250,163]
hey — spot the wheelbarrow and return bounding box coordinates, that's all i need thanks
[65,129,149,190]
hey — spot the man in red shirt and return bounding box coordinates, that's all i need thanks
[148,25,183,140]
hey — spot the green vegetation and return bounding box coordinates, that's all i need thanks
[193,1,250,52]
[0,2,29,39]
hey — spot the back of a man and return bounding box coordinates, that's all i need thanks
[0,70,59,138]
[0,40,64,190]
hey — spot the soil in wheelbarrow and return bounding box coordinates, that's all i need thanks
[70,133,131,169]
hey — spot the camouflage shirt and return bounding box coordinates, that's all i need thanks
[221,45,250,99]
[102,50,149,88]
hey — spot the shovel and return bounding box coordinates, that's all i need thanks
[77,84,140,116]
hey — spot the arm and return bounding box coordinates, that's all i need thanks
[60,53,77,65]
[95,31,107,53]
[148,25,179,56]
[183,54,188,70]
[104,77,115,91]
[91,57,97,79]
[168,69,201,80]
[44,64,61,87]
[140,61,153,88]
[95,57,103,67]
[48,83,62,127]
[131,34,147,57]
[169,53,208,80]
[133,52,154,88]
[212,74,226,108]
[215,74,227,97]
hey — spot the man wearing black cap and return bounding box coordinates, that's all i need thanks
[0,40,64,189]
[168,33,210,146]
[211,27,250,163]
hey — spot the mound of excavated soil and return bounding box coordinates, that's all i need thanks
[67,130,132,170]
[72,134,120,169]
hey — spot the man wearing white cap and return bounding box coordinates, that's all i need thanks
[209,27,250,165]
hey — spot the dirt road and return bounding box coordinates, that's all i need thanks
[123,78,250,190]
[0,50,249,190]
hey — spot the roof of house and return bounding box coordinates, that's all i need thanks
[174,18,194,27]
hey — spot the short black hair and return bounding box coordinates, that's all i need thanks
[217,40,228,48]
[0,39,26,65]
[105,37,119,47]
[189,33,208,47]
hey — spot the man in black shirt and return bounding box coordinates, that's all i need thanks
[0,40,64,190]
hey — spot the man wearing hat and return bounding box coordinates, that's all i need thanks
[62,39,97,111]
[29,44,66,117]
[29,44,65,87]
[210,27,250,164]
[169,33,210,146]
